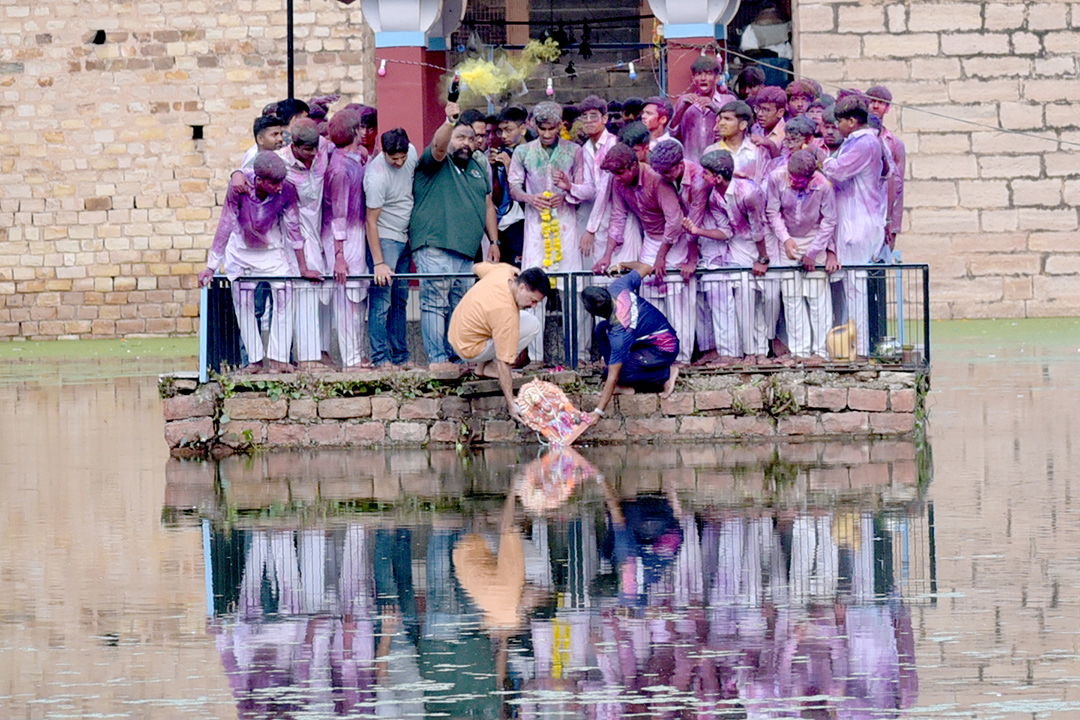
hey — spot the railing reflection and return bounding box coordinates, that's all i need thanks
[176,443,931,719]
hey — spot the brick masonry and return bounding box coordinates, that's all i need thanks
[160,368,927,456]
[0,1,373,339]
[796,0,1080,319]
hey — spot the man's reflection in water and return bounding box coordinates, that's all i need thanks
[206,451,919,719]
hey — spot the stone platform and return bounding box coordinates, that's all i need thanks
[159,364,928,457]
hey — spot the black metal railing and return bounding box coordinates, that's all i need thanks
[198,264,930,381]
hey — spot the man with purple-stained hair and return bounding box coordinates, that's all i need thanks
[785,79,817,118]
[749,85,787,158]
[759,115,819,190]
[321,108,370,369]
[867,84,905,250]
[669,55,738,164]
[345,103,379,160]
[594,143,684,281]
[641,96,674,149]
[276,118,335,370]
[766,150,840,363]
[821,95,887,358]
[647,138,707,365]
[198,152,321,373]
[684,150,775,364]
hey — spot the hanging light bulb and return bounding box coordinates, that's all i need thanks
[628,62,637,81]
[377,59,387,77]
[546,77,554,96]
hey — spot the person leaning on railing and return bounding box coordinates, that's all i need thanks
[197,152,321,374]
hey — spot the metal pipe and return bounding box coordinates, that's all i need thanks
[287,0,295,99]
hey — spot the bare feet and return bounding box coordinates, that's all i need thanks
[298,360,329,372]
[694,350,720,367]
[343,363,373,372]
[660,365,680,399]
[476,361,500,379]
[429,362,460,372]
[804,355,826,366]
[266,359,294,373]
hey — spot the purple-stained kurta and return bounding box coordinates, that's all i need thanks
[508,138,587,272]
[665,160,710,267]
[765,168,838,265]
[583,130,619,236]
[820,127,887,264]
[707,177,767,267]
[704,136,768,184]
[672,89,738,164]
[277,137,333,275]
[609,163,684,266]
[880,126,906,236]
[207,182,304,280]
[321,149,369,278]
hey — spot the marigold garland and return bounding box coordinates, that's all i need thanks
[540,190,562,268]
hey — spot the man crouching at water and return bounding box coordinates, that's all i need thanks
[448,263,550,423]
[582,261,680,423]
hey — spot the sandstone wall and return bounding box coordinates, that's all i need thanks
[796,0,1080,319]
[160,368,925,456]
[0,0,373,339]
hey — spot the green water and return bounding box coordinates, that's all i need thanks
[0,337,198,384]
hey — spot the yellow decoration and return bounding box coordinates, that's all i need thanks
[522,38,562,64]
[540,191,562,268]
[445,44,556,104]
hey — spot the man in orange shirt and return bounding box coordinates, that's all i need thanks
[448,263,550,422]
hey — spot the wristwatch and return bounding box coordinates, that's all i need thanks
[757,255,770,265]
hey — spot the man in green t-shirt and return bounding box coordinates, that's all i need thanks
[410,100,501,369]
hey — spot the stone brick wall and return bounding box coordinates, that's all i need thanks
[796,0,1080,318]
[160,368,924,456]
[0,0,373,339]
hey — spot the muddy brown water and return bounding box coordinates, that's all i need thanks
[1,319,1078,719]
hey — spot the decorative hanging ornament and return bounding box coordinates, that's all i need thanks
[628,62,637,81]
[377,59,386,76]
[546,77,554,96]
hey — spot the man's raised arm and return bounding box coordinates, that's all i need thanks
[429,101,461,163]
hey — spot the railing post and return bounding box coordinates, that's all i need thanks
[199,283,209,383]
[569,273,578,370]
[922,264,931,367]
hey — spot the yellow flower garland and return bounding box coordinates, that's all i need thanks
[540,191,562,268]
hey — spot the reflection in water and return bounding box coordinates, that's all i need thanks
[203,449,927,719]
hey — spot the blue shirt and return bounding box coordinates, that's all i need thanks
[605,271,679,366]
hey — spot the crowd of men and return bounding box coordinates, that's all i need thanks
[201,57,906,394]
